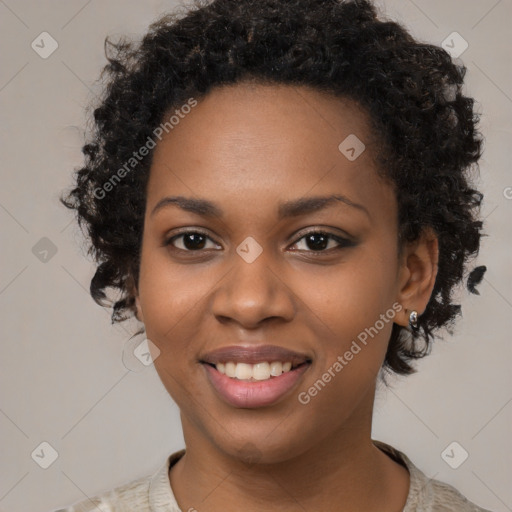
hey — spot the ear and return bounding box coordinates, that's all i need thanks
[395,227,439,327]
[126,273,144,323]
[135,295,144,323]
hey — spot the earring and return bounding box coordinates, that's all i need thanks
[408,310,419,330]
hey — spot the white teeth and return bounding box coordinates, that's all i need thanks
[253,362,270,380]
[225,361,236,378]
[214,361,296,380]
[235,362,252,380]
[269,361,282,376]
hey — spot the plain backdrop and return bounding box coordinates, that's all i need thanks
[0,1,511,511]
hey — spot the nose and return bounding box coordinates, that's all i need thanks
[210,249,296,329]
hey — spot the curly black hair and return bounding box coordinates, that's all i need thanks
[61,0,485,376]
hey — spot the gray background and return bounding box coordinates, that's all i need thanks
[0,1,510,511]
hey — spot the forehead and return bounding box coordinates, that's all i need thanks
[146,82,395,226]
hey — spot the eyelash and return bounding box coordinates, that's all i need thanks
[163,229,354,255]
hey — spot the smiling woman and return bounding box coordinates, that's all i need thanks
[58,0,491,511]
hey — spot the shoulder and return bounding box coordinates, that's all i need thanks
[417,476,494,512]
[52,473,152,512]
[52,450,185,512]
[373,440,494,512]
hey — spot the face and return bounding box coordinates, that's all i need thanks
[136,82,410,464]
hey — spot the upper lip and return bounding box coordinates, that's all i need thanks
[200,345,312,366]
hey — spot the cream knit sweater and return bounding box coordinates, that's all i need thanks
[54,441,493,512]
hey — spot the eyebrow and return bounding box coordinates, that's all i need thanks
[150,194,370,219]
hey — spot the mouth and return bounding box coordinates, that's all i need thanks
[199,345,312,408]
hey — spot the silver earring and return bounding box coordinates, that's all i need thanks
[409,310,418,329]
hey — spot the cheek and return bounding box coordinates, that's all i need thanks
[138,234,207,322]
[137,244,208,370]
[299,243,398,339]
[139,261,207,408]
[295,240,399,391]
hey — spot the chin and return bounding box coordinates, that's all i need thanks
[209,422,316,466]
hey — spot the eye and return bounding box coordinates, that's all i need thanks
[289,230,354,253]
[164,230,220,252]
[163,228,354,255]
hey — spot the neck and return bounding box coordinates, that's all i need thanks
[169,394,409,512]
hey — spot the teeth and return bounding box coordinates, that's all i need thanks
[253,362,270,380]
[215,361,296,380]
[235,362,253,380]
[270,361,282,376]
[225,361,236,378]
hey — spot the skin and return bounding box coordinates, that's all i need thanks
[134,82,438,512]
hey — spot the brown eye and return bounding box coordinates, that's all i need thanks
[290,230,355,253]
[165,231,220,251]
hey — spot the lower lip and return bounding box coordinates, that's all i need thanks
[203,363,310,408]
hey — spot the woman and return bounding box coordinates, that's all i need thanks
[58,0,492,510]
